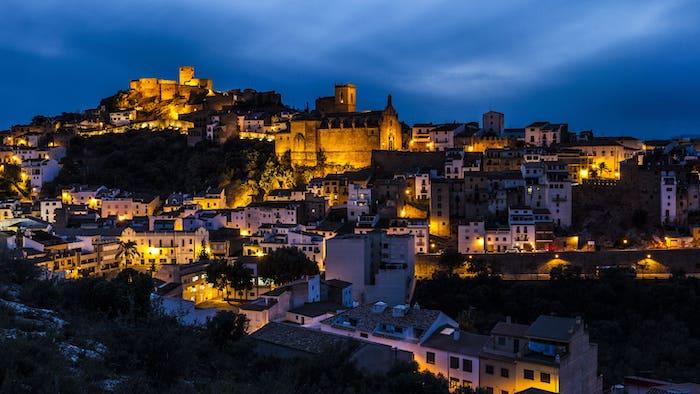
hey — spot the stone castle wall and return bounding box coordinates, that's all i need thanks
[318,127,381,168]
[415,248,700,279]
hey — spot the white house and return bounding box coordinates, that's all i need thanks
[320,302,487,390]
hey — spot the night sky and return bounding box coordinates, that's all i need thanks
[2,0,699,138]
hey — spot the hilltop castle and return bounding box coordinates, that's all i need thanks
[128,66,214,101]
[275,83,402,168]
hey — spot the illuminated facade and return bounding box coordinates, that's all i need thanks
[129,66,213,101]
[100,194,160,220]
[274,85,401,168]
[480,316,602,394]
[119,226,209,266]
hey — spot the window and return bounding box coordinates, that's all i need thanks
[426,352,435,364]
[540,372,551,383]
[449,377,460,389]
[497,336,506,346]
[485,364,494,375]
[462,358,472,372]
[501,368,509,378]
[524,369,534,380]
[450,356,459,369]
[502,391,508,394]
[360,333,368,338]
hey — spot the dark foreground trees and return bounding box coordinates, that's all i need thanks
[0,256,456,393]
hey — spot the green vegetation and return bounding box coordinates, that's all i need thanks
[0,256,456,393]
[436,248,464,274]
[205,258,253,302]
[258,247,320,285]
[53,131,272,202]
[0,163,30,199]
[415,274,700,385]
[51,131,323,206]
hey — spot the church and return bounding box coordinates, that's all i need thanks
[274,83,402,168]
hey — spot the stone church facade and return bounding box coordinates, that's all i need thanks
[274,84,402,168]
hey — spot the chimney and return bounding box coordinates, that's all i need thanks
[505,316,512,324]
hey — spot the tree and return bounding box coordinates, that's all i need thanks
[632,209,648,230]
[549,265,582,281]
[0,254,38,285]
[118,240,139,267]
[206,311,248,345]
[112,268,153,318]
[206,259,253,302]
[227,259,254,299]
[466,258,499,279]
[437,249,464,274]
[258,247,319,285]
[198,240,210,262]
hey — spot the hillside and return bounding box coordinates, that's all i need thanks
[0,258,457,393]
[50,131,297,207]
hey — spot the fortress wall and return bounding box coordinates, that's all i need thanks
[415,248,700,279]
[318,127,381,168]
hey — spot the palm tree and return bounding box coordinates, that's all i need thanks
[118,240,140,268]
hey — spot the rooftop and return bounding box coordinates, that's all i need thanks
[288,302,345,318]
[491,321,530,338]
[422,326,489,356]
[324,279,352,289]
[525,315,580,343]
[251,322,356,355]
[322,303,444,333]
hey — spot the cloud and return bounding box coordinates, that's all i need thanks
[0,0,699,135]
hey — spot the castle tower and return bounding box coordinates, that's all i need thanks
[379,94,400,151]
[334,83,356,112]
[179,66,195,85]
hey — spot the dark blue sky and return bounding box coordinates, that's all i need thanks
[2,0,700,138]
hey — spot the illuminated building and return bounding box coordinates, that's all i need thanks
[457,221,486,254]
[566,138,641,181]
[229,201,303,236]
[189,187,226,210]
[522,160,572,228]
[347,183,372,220]
[479,316,602,394]
[128,66,213,101]
[21,158,60,192]
[242,225,325,270]
[274,85,401,168]
[39,199,62,223]
[240,274,322,333]
[100,194,160,220]
[387,218,429,254]
[119,226,209,267]
[525,122,568,147]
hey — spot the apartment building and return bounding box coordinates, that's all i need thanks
[325,233,415,306]
[479,316,602,394]
[100,194,160,220]
[119,226,209,266]
[320,302,486,389]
